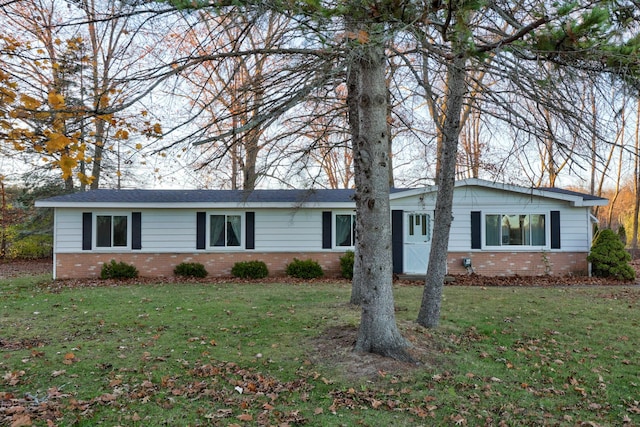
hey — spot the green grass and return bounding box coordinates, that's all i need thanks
[1,274,639,426]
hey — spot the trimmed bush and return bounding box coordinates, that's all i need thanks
[174,262,208,278]
[587,229,635,281]
[339,250,355,279]
[285,258,323,279]
[100,259,138,280]
[231,260,269,279]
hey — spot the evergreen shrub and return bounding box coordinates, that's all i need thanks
[231,260,269,279]
[339,250,355,279]
[587,229,635,281]
[100,259,138,280]
[174,262,208,278]
[285,258,323,279]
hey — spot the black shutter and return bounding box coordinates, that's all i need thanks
[471,211,481,249]
[322,211,332,249]
[196,212,206,250]
[82,212,92,250]
[246,212,255,249]
[132,212,142,250]
[550,210,561,249]
[391,210,403,274]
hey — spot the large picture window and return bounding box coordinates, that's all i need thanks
[96,215,128,247]
[335,214,356,247]
[485,214,546,246]
[210,214,241,247]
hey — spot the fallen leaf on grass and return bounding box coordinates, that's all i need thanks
[3,370,25,386]
[10,414,32,427]
[370,398,383,409]
[237,413,253,421]
[450,414,467,425]
[97,393,116,403]
[62,353,78,365]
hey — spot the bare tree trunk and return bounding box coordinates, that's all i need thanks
[86,0,103,190]
[352,38,411,361]
[417,43,467,329]
[607,108,626,230]
[590,84,597,195]
[243,132,259,190]
[0,178,6,258]
[631,97,640,258]
[543,108,558,187]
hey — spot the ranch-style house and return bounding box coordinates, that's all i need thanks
[35,178,607,279]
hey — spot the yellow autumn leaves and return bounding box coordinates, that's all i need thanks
[2,83,162,184]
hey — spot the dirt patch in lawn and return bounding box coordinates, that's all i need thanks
[309,321,448,383]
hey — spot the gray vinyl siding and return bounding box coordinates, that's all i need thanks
[54,209,84,252]
[52,186,593,254]
[53,208,343,253]
[391,187,591,252]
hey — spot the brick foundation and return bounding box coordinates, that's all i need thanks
[54,250,590,279]
[446,251,589,277]
[54,252,345,279]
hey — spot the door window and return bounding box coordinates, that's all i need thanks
[406,213,431,243]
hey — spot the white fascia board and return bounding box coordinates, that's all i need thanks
[34,201,356,209]
[463,178,609,207]
[389,187,437,200]
[579,199,609,207]
[389,178,604,208]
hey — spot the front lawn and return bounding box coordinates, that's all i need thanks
[1,274,639,426]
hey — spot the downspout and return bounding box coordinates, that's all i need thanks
[52,209,57,280]
[587,212,599,277]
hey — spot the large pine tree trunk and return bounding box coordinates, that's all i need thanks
[346,16,364,305]
[352,39,412,361]
[416,48,467,329]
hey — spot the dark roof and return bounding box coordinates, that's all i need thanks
[38,188,359,204]
[37,183,604,206]
[537,187,607,202]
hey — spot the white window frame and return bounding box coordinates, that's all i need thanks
[334,213,356,248]
[484,212,548,250]
[94,212,131,250]
[207,212,244,250]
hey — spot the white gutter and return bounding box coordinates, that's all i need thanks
[34,201,357,209]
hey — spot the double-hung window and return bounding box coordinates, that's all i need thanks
[335,214,356,247]
[96,215,128,248]
[485,213,546,246]
[210,214,242,247]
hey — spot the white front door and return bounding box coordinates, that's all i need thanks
[404,212,432,274]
